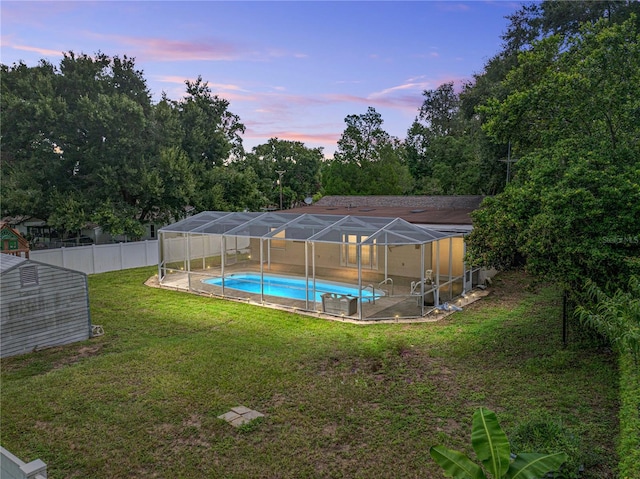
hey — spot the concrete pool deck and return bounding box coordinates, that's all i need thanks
[146,272,490,324]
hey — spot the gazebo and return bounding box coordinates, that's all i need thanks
[158,211,481,321]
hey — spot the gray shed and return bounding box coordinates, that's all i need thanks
[1,253,91,358]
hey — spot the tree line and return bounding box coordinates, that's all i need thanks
[2,3,639,298]
[1,47,510,240]
[0,4,556,238]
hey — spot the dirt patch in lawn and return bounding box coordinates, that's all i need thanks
[1,343,105,376]
[50,344,105,370]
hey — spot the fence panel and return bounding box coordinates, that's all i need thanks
[92,244,124,273]
[62,245,94,273]
[27,248,64,268]
[30,240,158,275]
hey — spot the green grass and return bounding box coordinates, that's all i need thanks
[618,352,640,479]
[1,268,619,478]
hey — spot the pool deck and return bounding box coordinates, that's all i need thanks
[148,270,489,324]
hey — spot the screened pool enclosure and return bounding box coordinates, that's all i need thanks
[158,211,482,321]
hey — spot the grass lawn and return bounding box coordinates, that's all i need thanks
[1,268,619,478]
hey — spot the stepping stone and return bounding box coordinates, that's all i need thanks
[218,406,265,427]
[230,406,252,415]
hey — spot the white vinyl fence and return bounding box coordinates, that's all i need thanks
[30,240,158,275]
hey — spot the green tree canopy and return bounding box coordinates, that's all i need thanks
[323,107,412,195]
[405,83,505,195]
[239,138,323,209]
[466,17,640,293]
[1,52,155,238]
[1,54,255,235]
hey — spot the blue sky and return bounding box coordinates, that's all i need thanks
[1,1,519,157]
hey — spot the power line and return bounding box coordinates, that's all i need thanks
[276,170,286,210]
[498,141,518,184]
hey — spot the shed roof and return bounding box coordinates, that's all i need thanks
[0,253,26,274]
[0,253,87,277]
[159,211,457,245]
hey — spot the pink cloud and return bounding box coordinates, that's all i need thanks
[90,33,242,62]
[370,81,432,98]
[154,75,192,85]
[370,74,473,101]
[227,91,332,115]
[324,93,371,104]
[242,127,341,153]
[222,91,260,103]
[248,130,340,144]
[155,75,246,92]
[0,2,77,28]
[89,32,308,63]
[1,39,64,58]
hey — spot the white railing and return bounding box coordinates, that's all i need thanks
[29,240,158,275]
[378,277,394,295]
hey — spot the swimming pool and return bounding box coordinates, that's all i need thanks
[202,273,384,302]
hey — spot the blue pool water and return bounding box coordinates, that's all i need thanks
[203,273,383,302]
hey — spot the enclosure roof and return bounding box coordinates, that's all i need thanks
[159,211,458,245]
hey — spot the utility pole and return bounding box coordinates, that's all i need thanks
[499,141,518,184]
[276,170,286,210]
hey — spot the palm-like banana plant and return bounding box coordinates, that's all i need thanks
[430,408,567,479]
[575,276,640,363]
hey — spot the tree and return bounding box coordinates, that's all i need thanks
[576,276,640,362]
[466,17,640,293]
[406,83,504,195]
[133,146,197,224]
[452,1,640,199]
[501,1,640,56]
[1,52,158,237]
[169,76,261,213]
[416,82,460,137]
[1,54,254,234]
[323,107,411,195]
[240,138,323,209]
[1,60,67,220]
[47,192,88,241]
[177,76,245,168]
[335,107,391,166]
[195,165,264,212]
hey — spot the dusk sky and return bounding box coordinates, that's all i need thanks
[1,1,518,157]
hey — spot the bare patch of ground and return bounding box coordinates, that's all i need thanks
[51,344,104,370]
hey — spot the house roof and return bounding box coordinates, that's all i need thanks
[1,216,45,226]
[286,195,485,225]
